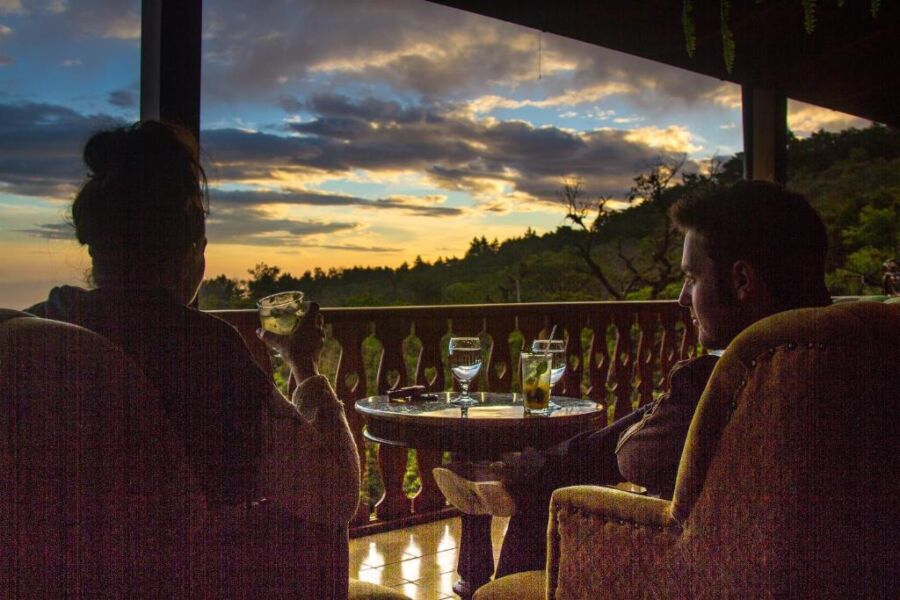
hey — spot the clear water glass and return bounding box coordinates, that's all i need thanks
[448,337,482,406]
[532,339,566,386]
[257,291,306,358]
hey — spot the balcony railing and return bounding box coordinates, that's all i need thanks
[211,300,697,536]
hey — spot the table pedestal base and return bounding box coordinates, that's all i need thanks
[453,513,494,599]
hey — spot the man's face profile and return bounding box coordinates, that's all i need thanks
[678,230,744,350]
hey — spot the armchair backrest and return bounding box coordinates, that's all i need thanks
[668,301,899,596]
[0,315,207,597]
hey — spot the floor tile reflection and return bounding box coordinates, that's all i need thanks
[350,516,509,599]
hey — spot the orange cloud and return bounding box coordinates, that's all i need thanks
[623,126,702,154]
[788,101,870,137]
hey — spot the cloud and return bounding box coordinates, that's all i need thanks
[0,88,707,250]
[206,204,360,246]
[15,221,73,239]
[210,187,463,217]
[466,82,634,114]
[0,0,23,15]
[0,101,124,199]
[613,116,645,124]
[107,89,135,108]
[61,58,81,67]
[623,126,702,154]
[46,0,67,14]
[0,24,12,35]
[199,0,730,109]
[787,100,870,137]
[100,12,139,40]
[703,83,742,110]
[313,243,401,252]
[202,92,702,204]
[0,0,138,42]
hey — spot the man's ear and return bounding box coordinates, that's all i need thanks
[729,260,759,301]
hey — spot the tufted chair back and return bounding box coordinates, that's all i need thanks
[0,314,209,597]
[661,300,899,597]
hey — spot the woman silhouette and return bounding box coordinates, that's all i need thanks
[27,121,359,522]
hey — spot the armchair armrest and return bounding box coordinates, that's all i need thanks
[546,486,681,600]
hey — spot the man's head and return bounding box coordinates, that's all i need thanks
[669,180,830,349]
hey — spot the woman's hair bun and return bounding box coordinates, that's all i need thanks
[72,120,208,267]
[83,129,129,178]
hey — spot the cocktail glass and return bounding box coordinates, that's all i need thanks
[521,352,553,415]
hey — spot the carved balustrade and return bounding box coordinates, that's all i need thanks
[211,300,696,536]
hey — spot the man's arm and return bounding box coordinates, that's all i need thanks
[615,354,719,498]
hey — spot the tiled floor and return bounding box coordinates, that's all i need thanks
[350,516,509,600]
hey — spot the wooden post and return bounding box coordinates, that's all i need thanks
[140,0,202,141]
[741,86,788,183]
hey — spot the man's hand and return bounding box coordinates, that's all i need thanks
[257,302,325,381]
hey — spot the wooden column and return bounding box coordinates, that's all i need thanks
[741,86,788,184]
[140,0,202,141]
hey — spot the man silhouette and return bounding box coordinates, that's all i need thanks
[434,180,832,578]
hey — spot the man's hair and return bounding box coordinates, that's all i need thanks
[669,180,831,310]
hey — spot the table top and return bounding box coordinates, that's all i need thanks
[355,392,605,457]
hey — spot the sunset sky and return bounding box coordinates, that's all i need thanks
[0,0,869,308]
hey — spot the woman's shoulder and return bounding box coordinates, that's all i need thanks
[178,306,252,347]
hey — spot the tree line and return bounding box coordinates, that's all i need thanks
[199,125,900,309]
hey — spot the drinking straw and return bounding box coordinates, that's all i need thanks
[548,325,557,340]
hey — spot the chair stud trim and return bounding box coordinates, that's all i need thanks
[562,507,681,532]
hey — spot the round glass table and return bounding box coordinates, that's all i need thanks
[357,391,604,457]
[355,392,604,598]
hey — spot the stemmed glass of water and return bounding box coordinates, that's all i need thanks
[448,337,482,406]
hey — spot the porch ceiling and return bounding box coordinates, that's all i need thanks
[429,0,900,128]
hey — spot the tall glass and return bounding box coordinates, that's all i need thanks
[531,339,566,386]
[521,352,552,415]
[448,337,482,406]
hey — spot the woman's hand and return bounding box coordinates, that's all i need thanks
[257,302,325,381]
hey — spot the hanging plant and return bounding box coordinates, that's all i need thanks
[682,0,697,58]
[720,0,736,73]
[801,0,816,34]
[682,0,882,73]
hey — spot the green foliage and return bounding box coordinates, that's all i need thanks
[843,205,899,251]
[787,125,900,295]
[198,274,253,309]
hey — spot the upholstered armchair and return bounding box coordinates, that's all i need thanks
[1,312,409,599]
[0,312,207,596]
[476,300,899,599]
